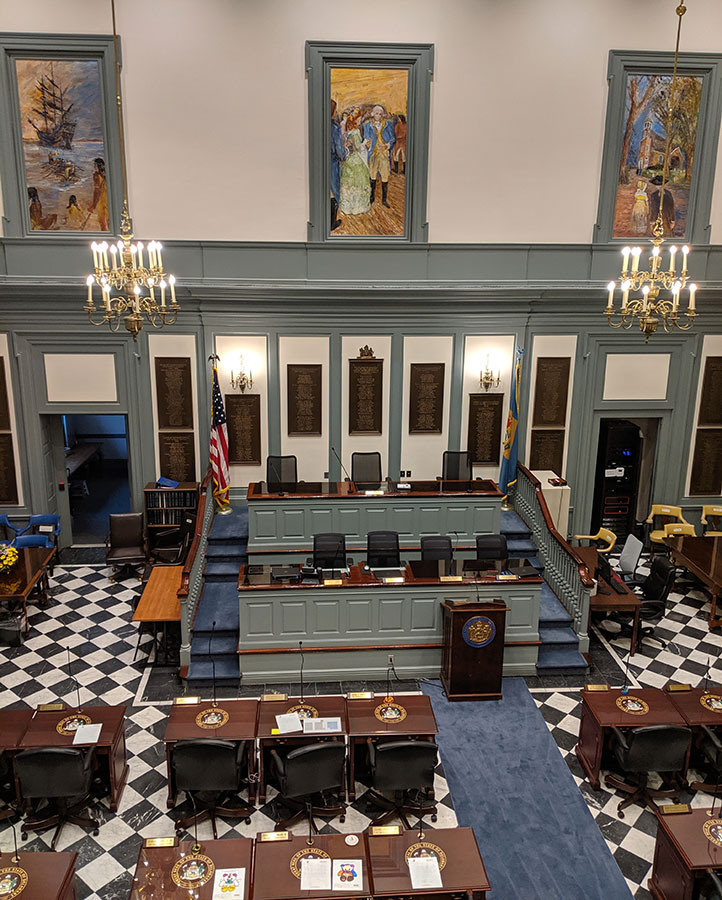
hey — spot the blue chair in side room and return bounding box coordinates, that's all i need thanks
[14,534,54,549]
[21,514,61,551]
[0,515,20,546]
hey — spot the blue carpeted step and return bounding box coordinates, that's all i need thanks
[539,583,573,624]
[208,506,248,543]
[193,582,239,631]
[536,644,588,672]
[507,538,537,555]
[187,658,239,684]
[204,561,240,580]
[205,542,246,560]
[528,555,544,572]
[538,625,578,645]
[190,632,237,656]
[500,509,531,537]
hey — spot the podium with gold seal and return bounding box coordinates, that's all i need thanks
[440,599,508,701]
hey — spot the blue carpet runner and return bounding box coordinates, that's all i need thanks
[423,678,632,899]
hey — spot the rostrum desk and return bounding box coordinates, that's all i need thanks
[0,851,77,900]
[665,535,722,630]
[238,562,542,684]
[648,808,722,900]
[246,479,502,563]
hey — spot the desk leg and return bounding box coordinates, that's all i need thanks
[248,742,256,806]
[710,590,722,631]
[349,738,356,801]
[107,728,129,812]
[575,703,604,790]
[258,741,266,804]
[630,607,640,657]
[166,744,176,808]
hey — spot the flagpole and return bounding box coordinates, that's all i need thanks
[208,353,233,516]
[499,348,524,511]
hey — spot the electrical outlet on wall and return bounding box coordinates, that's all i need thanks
[388,654,394,666]
[324,471,329,478]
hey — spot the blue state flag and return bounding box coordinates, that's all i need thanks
[498,348,524,501]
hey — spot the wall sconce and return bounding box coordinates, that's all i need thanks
[479,355,501,392]
[230,355,254,393]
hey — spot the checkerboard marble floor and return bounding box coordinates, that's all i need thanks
[0,564,456,900]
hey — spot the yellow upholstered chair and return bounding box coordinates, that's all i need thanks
[701,505,722,537]
[663,522,696,538]
[573,527,617,554]
[646,505,689,547]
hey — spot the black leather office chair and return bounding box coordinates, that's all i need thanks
[367,531,400,568]
[171,739,253,839]
[475,534,508,562]
[616,555,677,652]
[442,450,472,481]
[351,451,382,484]
[14,747,99,849]
[420,535,453,563]
[266,455,297,486]
[701,871,722,900]
[105,512,148,581]
[605,724,691,817]
[312,533,347,569]
[365,740,438,828]
[689,724,722,796]
[270,741,346,832]
[0,752,17,823]
[150,511,196,566]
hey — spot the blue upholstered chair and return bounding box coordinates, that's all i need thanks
[0,515,20,546]
[20,514,61,549]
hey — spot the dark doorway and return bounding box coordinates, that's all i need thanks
[63,414,130,544]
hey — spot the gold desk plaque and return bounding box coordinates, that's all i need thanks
[263,693,288,701]
[36,703,64,711]
[348,691,374,700]
[370,825,401,835]
[381,576,405,584]
[259,831,290,842]
[497,573,520,581]
[585,684,610,692]
[440,575,463,583]
[0,866,29,900]
[174,696,201,705]
[323,578,343,587]
[666,683,692,692]
[660,804,691,815]
[56,713,92,735]
[700,693,722,712]
[144,836,177,848]
[363,490,385,496]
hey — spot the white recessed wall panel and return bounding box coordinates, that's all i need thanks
[0,335,23,505]
[401,336,454,479]
[461,335,516,481]
[686,335,722,496]
[279,336,329,482]
[526,335,577,476]
[215,335,268,489]
[341,335,391,478]
[44,354,117,403]
[603,354,670,401]
[148,334,200,480]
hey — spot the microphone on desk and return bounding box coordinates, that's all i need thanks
[190,793,201,854]
[621,643,632,695]
[299,641,305,703]
[450,531,460,577]
[67,645,81,711]
[333,533,346,581]
[209,621,217,708]
[331,446,353,488]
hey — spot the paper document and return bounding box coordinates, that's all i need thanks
[212,868,246,899]
[72,723,102,744]
[275,712,303,734]
[407,856,443,889]
[300,858,331,891]
[303,717,342,734]
[332,859,363,891]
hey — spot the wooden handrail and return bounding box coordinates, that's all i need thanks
[179,466,213,599]
[517,463,594,587]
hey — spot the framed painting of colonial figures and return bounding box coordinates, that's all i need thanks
[594,50,722,244]
[0,34,122,237]
[306,41,434,242]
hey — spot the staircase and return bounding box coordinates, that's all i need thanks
[187,506,248,689]
[501,509,588,676]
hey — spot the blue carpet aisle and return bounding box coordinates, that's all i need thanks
[424,677,633,900]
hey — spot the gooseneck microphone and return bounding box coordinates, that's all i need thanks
[67,646,81,711]
[209,620,217,708]
[331,446,353,487]
[299,641,305,703]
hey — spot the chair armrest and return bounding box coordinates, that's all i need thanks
[707,871,722,898]
[702,724,722,751]
[645,515,653,524]
[104,533,111,554]
[610,726,629,752]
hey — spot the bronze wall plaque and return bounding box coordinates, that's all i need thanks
[529,429,565,475]
[0,433,19,504]
[287,364,322,436]
[467,393,503,465]
[409,363,445,434]
[349,358,383,435]
[155,357,193,429]
[226,394,262,465]
[0,359,10,433]
[690,428,722,495]
[533,357,571,427]
[699,357,722,427]
[158,432,196,482]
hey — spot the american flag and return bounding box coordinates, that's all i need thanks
[209,366,230,506]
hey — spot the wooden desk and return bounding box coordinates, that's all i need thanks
[163,699,258,806]
[346,694,438,800]
[18,705,128,811]
[368,827,491,899]
[0,547,55,631]
[648,808,722,900]
[575,688,687,790]
[65,442,101,478]
[667,685,722,727]
[0,850,77,900]
[253,832,371,900]
[129,838,253,899]
[0,709,33,751]
[578,546,641,655]
[256,695,348,803]
[133,565,182,665]
[665,535,722,629]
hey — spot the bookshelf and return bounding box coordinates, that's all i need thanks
[144,481,199,530]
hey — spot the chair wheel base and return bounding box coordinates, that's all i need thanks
[244,817,251,825]
[431,814,437,822]
[618,810,625,819]
[340,815,345,823]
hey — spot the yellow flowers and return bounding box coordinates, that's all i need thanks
[0,545,19,574]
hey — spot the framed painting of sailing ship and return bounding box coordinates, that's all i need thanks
[0,35,122,237]
[306,41,434,242]
[594,50,722,244]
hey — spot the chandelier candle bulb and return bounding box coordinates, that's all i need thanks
[137,241,144,268]
[689,283,697,310]
[169,275,176,303]
[606,281,615,311]
[91,242,99,269]
[682,245,689,275]
[669,246,677,274]
[109,245,118,270]
[642,285,650,311]
[631,247,641,273]
[156,243,163,269]
[622,246,630,273]
[621,280,630,310]
[86,275,94,303]
[160,280,167,308]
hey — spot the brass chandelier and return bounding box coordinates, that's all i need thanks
[84,0,178,340]
[605,2,697,341]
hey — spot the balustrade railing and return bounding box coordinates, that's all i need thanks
[512,463,593,653]
[178,467,213,673]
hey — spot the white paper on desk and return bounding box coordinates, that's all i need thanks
[212,867,246,899]
[303,716,342,734]
[300,857,331,891]
[407,856,442,889]
[332,859,363,891]
[72,723,102,744]
[275,712,302,733]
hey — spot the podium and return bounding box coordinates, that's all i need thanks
[440,599,507,700]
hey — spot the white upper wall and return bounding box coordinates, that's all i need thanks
[5,0,722,243]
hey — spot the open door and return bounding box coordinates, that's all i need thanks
[39,415,72,549]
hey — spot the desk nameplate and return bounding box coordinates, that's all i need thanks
[144,836,177,848]
[259,830,290,841]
